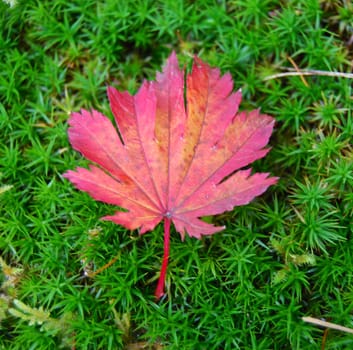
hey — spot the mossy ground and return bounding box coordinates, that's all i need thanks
[1,0,353,349]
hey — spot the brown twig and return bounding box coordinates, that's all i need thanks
[264,69,353,81]
[287,56,309,87]
[87,253,121,278]
[302,316,353,335]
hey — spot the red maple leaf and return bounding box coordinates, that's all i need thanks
[64,52,277,298]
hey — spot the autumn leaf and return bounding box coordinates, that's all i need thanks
[64,52,278,299]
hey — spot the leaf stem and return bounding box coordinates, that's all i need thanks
[155,217,171,299]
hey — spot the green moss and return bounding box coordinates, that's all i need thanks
[1,0,353,348]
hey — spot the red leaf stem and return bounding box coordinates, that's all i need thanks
[155,217,171,299]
